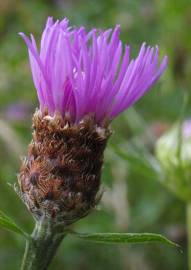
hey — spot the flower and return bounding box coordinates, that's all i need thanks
[182,120,191,139]
[18,17,168,225]
[20,17,167,123]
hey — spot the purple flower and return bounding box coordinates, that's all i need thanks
[182,120,191,139]
[20,17,168,123]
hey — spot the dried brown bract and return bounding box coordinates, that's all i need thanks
[18,109,111,225]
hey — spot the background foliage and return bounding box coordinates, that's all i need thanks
[0,0,190,269]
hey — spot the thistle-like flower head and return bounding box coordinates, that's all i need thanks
[18,17,168,225]
[20,17,167,123]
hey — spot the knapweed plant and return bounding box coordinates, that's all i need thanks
[0,17,178,270]
[156,119,191,270]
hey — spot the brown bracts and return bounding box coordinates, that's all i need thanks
[18,110,111,225]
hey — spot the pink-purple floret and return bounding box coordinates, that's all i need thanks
[20,17,168,123]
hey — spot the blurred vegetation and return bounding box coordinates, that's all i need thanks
[0,0,190,269]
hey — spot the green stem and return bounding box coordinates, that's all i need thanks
[187,203,191,270]
[21,221,65,270]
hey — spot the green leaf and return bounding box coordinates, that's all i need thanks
[0,210,29,238]
[69,232,180,249]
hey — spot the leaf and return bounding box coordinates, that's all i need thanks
[0,210,29,238]
[69,232,180,249]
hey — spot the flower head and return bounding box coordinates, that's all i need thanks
[20,17,167,124]
[18,17,168,225]
[156,120,191,202]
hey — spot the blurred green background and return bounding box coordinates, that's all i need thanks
[0,0,191,269]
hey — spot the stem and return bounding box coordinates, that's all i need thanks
[187,203,191,270]
[21,221,65,270]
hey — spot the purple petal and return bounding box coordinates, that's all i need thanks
[20,18,168,123]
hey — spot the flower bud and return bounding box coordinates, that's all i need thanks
[156,120,191,201]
